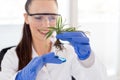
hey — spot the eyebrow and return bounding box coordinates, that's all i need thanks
[27,13,61,16]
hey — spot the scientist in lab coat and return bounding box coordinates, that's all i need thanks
[0,0,107,80]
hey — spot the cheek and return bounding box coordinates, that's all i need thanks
[29,20,40,29]
[29,22,39,34]
[50,22,56,27]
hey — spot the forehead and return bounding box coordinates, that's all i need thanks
[29,0,58,13]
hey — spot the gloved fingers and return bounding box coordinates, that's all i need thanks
[44,56,66,64]
[56,31,85,39]
[43,52,66,64]
[25,52,66,73]
[42,52,55,58]
[42,52,66,64]
[57,56,66,62]
[28,57,44,72]
[29,53,55,69]
[74,45,91,60]
[20,57,43,73]
[26,57,40,67]
[71,37,89,44]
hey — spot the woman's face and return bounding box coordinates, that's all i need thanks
[24,0,58,41]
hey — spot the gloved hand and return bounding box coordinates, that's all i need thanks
[15,52,66,80]
[56,31,91,60]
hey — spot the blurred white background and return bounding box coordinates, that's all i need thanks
[0,0,120,80]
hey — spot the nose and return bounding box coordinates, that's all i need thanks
[41,17,50,27]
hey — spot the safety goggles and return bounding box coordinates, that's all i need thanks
[27,13,61,23]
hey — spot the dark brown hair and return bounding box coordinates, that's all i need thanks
[16,0,58,70]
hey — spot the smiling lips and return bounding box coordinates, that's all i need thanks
[38,29,49,35]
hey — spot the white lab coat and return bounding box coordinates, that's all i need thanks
[0,44,107,80]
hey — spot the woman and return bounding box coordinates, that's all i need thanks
[0,0,107,80]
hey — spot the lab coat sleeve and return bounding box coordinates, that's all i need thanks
[78,50,95,68]
[71,51,108,80]
[0,47,19,80]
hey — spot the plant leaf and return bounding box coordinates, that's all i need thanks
[62,27,76,32]
[45,17,77,39]
[46,30,54,39]
[48,27,57,30]
[56,16,63,34]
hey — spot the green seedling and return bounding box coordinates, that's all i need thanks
[46,16,77,50]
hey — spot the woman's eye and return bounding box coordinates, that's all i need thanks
[34,16,43,20]
[34,17,42,20]
[49,16,56,21]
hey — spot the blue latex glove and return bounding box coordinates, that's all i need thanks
[56,31,91,60]
[15,52,66,80]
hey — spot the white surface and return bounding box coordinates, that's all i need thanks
[77,22,119,77]
[78,0,120,77]
[0,25,22,50]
